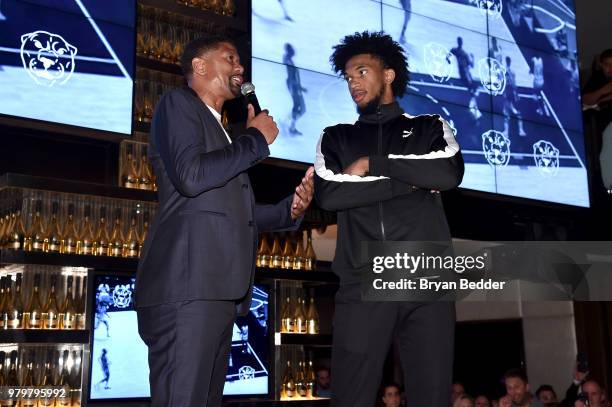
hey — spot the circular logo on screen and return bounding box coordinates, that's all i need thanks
[423,42,453,83]
[533,140,560,176]
[478,57,507,95]
[20,30,77,87]
[112,284,132,309]
[482,130,512,167]
[476,0,503,18]
[238,366,256,380]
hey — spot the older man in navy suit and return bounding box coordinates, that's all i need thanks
[136,35,314,407]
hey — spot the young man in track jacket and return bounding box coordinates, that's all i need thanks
[314,31,464,407]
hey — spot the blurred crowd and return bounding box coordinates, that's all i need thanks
[374,365,609,407]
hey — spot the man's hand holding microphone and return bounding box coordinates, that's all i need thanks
[246,103,278,145]
[243,82,279,145]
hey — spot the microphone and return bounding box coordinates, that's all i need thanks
[240,82,262,115]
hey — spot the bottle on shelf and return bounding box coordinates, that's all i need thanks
[0,276,5,307]
[0,210,6,247]
[43,273,61,329]
[0,277,5,327]
[29,199,46,252]
[304,229,317,271]
[134,77,146,123]
[109,208,125,257]
[6,350,18,386]
[57,349,72,407]
[60,275,77,330]
[306,293,320,335]
[0,276,12,329]
[94,206,110,257]
[139,145,153,190]
[281,234,294,270]
[257,234,271,268]
[293,295,307,334]
[70,349,83,406]
[280,295,293,333]
[293,232,305,271]
[0,351,9,405]
[296,360,307,397]
[79,205,95,256]
[142,80,154,123]
[281,360,296,399]
[6,273,24,329]
[39,349,55,407]
[25,272,44,329]
[270,234,282,269]
[222,0,236,16]
[3,350,18,407]
[76,276,87,330]
[122,144,139,189]
[124,209,141,258]
[21,350,37,407]
[306,359,316,398]
[63,203,80,254]
[6,201,26,250]
[46,201,63,253]
[138,211,150,256]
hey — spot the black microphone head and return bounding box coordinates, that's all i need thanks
[241,82,255,96]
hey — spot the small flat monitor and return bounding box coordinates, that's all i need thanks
[89,273,270,401]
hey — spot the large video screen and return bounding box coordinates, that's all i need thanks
[0,0,135,134]
[252,0,589,207]
[89,275,270,400]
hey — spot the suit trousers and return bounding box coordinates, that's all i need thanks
[330,284,455,407]
[137,299,236,407]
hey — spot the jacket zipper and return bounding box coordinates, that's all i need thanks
[377,106,386,241]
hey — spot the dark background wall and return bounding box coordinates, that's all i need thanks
[575,0,612,83]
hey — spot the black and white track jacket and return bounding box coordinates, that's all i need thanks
[314,102,464,283]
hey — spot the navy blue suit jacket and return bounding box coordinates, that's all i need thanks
[135,87,298,314]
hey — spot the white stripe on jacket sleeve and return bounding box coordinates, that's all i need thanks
[388,116,460,160]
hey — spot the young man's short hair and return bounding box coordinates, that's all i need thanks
[330,31,409,97]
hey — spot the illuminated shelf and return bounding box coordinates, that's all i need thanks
[139,0,247,34]
[0,250,139,272]
[279,397,330,402]
[0,330,89,344]
[278,397,331,405]
[133,120,151,134]
[255,263,338,284]
[0,173,158,203]
[275,333,332,347]
[136,56,183,76]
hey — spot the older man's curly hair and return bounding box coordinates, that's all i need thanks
[330,31,409,97]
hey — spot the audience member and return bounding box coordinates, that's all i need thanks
[475,395,492,407]
[453,382,467,404]
[536,384,558,406]
[316,367,331,398]
[499,395,513,407]
[454,394,476,407]
[379,382,402,407]
[575,380,605,407]
[503,368,542,407]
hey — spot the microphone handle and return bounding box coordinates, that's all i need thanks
[245,93,262,115]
